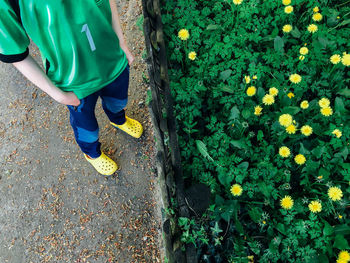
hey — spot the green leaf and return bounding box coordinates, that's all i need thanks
[318,254,329,263]
[337,88,350,98]
[215,195,225,205]
[299,143,310,155]
[323,221,334,236]
[229,106,240,120]
[258,181,270,198]
[274,36,284,53]
[221,86,235,93]
[242,109,251,119]
[275,223,286,235]
[312,146,326,159]
[334,147,349,160]
[333,234,350,249]
[257,87,265,100]
[230,140,247,149]
[248,207,261,223]
[237,162,249,170]
[291,27,301,38]
[196,140,214,162]
[206,24,220,31]
[335,97,346,113]
[334,225,350,235]
[257,130,264,141]
[282,106,300,115]
[220,69,232,81]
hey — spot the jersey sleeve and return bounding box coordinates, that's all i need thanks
[0,1,30,63]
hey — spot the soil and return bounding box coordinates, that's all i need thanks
[0,0,164,262]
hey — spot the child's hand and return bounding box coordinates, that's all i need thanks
[125,50,135,65]
[57,91,80,106]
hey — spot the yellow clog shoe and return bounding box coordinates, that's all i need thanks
[110,115,143,138]
[84,152,118,176]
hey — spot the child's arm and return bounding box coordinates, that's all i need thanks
[109,0,134,65]
[13,55,80,106]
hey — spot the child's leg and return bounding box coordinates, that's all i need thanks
[100,65,129,125]
[67,92,101,158]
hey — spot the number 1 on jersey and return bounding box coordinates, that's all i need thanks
[81,24,96,51]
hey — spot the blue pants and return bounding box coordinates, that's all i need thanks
[67,65,129,158]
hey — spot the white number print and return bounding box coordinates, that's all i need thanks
[81,24,96,51]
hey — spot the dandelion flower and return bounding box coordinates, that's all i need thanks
[300,100,309,109]
[332,129,342,138]
[253,75,258,79]
[178,29,189,40]
[269,87,279,96]
[285,5,293,14]
[307,24,318,33]
[262,94,275,105]
[283,24,293,33]
[321,107,333,116]
[299,55,305,61]
[289,74,302,84]
[342,53,350,66]
[286,124,296,134]
[282,0,291,5]
[230,184,243,196]
[279,146,291,158]
[294,154,306,165]
[280,196,294,209]
[246,86,256,96]
[313,6,319,13]
[308,201,322,213]
[312,13,323,22]
[188,51,196,60]
[233,0,243,5]
[254,105,263,116]
[338,251,350,261]
[330,54,341,64]
[244,75,251,84]
[328,187,343,201]
[300,47,309,55]
[287,92,294,98]
[301,125,313,136]
[279,114,293,127]
[318,98,330,108]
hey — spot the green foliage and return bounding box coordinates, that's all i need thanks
[160,0,350,262]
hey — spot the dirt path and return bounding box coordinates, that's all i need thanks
[0,0,164,262]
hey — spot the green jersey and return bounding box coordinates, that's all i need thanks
[0,0,128,99]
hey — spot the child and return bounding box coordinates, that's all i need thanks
[0,0,143,175]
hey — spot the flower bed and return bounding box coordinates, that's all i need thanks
[160,0,350,262]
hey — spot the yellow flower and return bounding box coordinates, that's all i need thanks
[286,124,296,134]
[280,196,294,210]
[301,125,313,136]
[230,184,243,196]
[300,100,309,109]
[320,107,333,116]
[328,187,343,201]
[262,94,275,105]
[269,87,279,96]
[308,201,322,213]
[284,5,293,14]
[332,129,342,138]
[339,215,343,219]
[282,0,291,5]
[233,0,243,5]
[339,251,350,261]
[330,54,341,64]
[279,114,293,127]
[252,75,258,79]
[287,92,294,98]
[283,24,293,33]
[337,259,348,263]
[279,146,291,158]
[188,51,197,60]
[244,75,251,84]
[178,29,190,40]
[307,24,318,33]
[246,86,256,96]
[299,55,305,61]
[289,74,302,84]
[254,105,263,116]
[342,53,350,66]
[294,154,306,165]
[300,47,309,55]
[313,6,319,13]
[318,97,330,108]
[312,13,323,22]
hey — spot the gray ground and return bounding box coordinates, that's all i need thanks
[0,0,164,262]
